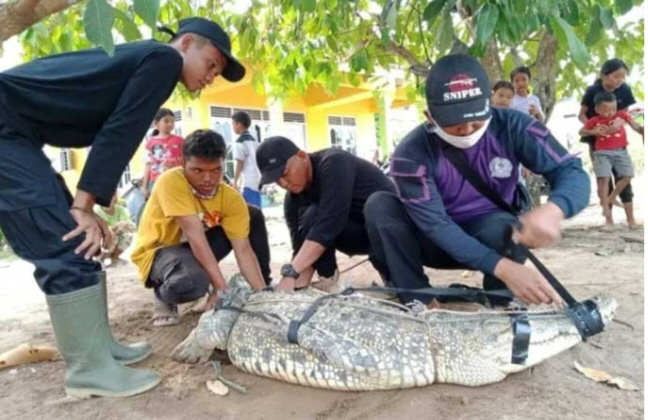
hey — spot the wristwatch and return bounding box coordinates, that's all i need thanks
[280,263,299,279]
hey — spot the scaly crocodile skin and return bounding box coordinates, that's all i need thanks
[173,274,617,390]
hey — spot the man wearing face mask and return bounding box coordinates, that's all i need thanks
[364,54,590,307]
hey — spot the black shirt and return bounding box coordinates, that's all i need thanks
[284,148,395,248]
[0,40,183,206]
[581,79,636,118]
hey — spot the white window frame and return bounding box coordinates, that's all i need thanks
[328,115,357,155]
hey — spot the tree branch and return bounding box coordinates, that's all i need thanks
[481,38,504,82]
[0,0,85,43]
[387,39,428,76]
[415,6,431,65]
[510,46,522,67]
[450,35,469,55]
[400,2,416,45]
[531,30,558,118]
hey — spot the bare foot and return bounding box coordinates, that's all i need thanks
[601,221,615,232]
[627,220,640,230]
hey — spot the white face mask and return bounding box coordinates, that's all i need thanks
[433,117,491,149]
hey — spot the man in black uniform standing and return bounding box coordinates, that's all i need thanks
[0,18,245,398]
[256,136,395,292]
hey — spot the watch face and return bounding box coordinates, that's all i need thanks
[281,264,298,278]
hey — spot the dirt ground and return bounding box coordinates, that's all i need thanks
[0,176,644,420]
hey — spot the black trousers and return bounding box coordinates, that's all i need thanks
[147,205,272,305]
[364,192,526,305]
[289,204,370,278]
[0,124,101,295]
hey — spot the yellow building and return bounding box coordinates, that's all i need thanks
[46,65,420,196]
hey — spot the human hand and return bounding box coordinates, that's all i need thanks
[205,290,220,310]
[275,277,296,292]
[515,202,565,249]
[609,117,625,132]
[529,104,540,118]
[494,259,563,305]
[592,125,608,136]
[63,208,114,260]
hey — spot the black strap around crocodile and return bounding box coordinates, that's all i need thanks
[286,286,515,345]
[441,143,606,343]
[440,144,578,307]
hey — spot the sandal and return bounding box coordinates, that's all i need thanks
[152,296,180,327]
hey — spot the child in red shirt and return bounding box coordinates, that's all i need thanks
[142,108,184,198]
[579,91,643,227]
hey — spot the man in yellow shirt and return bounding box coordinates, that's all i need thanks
[131,129,270,326]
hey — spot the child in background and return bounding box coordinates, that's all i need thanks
[510,66,545,122]
[579,91,644,228]
[579,58,638,228]
[232,111,262,207]
[95,194,136,265]
[141,108,184,199]
[491,80,514,108]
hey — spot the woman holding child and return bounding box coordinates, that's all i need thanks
[578,59,642,229]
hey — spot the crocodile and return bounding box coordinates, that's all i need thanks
[172,274,617,390]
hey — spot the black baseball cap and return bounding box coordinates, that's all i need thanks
[425,54,491,127]
[176,17,245,82]
[256,136,300,188]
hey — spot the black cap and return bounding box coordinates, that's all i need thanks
[425,54,491,127]
[176,17,245,82]
[256,136,300,188]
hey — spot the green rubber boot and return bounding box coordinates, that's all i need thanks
[98,271,152,365]
[46,284,161,398]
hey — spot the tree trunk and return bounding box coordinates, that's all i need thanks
[0,0,84,43]
[531,30,558,120]
[480,38,503,85]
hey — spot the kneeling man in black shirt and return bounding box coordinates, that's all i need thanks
[256,137,395,292]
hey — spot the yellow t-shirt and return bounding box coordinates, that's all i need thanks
[131,167,249,283]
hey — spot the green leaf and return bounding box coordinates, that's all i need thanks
[83,0,115,56]
[423,0,446,23]
[511,0,526,14]
[58,31,74,52]
[380,26,390,46]
[350,50,369,72]
[348,72,361,87]
[585,9,603,46]
[476,3,499,45]
[599,7,614,29]
[114,8,142,42]
[436,13,454,54]
[382,0,398,30]
[302,0,316,13]
[615,0,633,14]
[467,41,486,57]
[550,15,589,68]
[563,0,580,26]
[134,0,160,30]
[326,35,338,51]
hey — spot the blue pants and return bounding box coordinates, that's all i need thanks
[0,124,100,295]
[364,192,526,304]
[242,187,262,208]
